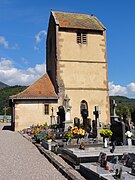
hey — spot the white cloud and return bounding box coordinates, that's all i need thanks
[34,30,47,51]
[35,30,47,44]
[127,83,135,93]
[0,36,9,48]
[109,81,135,97]
[0,58,45,86]
[109,82,128,96]
[0,35,19,49]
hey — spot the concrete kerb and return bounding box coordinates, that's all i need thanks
[21,133,85,180]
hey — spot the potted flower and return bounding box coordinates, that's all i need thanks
[100,129,113,148]
[125,130,133,146]
[64,131,73,144]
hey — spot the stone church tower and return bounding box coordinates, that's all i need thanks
[46,11,110,124]
[9,11,110,131]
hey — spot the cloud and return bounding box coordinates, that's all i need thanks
[0,58,45,86]
[0,36,9,48]
[34,30,47,51]
[0,35,19,49]
[109,82,128,96]
[127,83,135,93]
[35,30,47,44]
[109,81,135,97]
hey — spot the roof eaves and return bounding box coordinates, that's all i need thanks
[93,16,106,30]
[51,11,59,25]
[9,96,58,100]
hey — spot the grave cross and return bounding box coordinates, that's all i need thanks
[50,107,55,125]
[93,106,100,127]
[3,106,8,121]
[112,99,117,117]
[3,106,8,116]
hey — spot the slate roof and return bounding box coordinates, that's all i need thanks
[9,73,57,99]
[52,11,105,31]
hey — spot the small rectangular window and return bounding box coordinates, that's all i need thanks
[82,33,87,44]
[44,104,49,115]
[77,32,81,43]
[77,32,87,44]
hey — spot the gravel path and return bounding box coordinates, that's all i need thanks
[0,123,66,180]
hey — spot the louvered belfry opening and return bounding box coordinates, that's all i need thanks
[77,32,87,44]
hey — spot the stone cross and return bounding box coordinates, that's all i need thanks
[3,106,8,116]
[93,106,100,127]
[63,94,72,131]
[112,99,117,117]
[63,94,71,111]
[3,106,8,121]
[50,107,55,125]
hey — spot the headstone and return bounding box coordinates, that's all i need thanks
[93,106,102,141]
[57,106,65,131]
[63,95,73,131]
[110,120,126,145]
[3,106,8,122]
[110,99,119,123]
[131,162,135,176]
[50,107,56,125]
[74,117,80,128]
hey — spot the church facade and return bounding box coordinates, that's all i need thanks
[9,11,110,131]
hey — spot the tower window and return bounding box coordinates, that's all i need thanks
[44,104,49,115]
[77,32,87,44]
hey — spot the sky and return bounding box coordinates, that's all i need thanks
[0,0,135,97]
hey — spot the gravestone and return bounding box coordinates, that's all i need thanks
[57,106,65,131]
[50,107,56,125]
[63,95,73,131]
[110,119,126,145]
[74,117,80,128]
[110,99,119,123]
[3,106,8,122]
[93,106,102,141]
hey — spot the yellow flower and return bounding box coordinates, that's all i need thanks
[100,129,112,137]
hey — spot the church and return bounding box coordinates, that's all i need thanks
[9,11,110,131]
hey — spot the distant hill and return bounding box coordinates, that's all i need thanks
[110,96,135,118]
[0,85,28,115]
[0,82,9,90]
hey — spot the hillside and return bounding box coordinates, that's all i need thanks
[110,96,135,118]
[0,89,135,116]
[0,82,9,90]
[0,85,28,115]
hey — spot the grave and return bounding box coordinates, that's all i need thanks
[59,145,135,169]
[80,162,134,180]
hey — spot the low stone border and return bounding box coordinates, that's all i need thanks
[22,133,85,180]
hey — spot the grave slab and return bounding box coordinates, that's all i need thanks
[80,162,135,180]
[60,145,135,169]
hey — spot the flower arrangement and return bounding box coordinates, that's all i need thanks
[64,131,73,140]
[45,129,55,141]
[72,126,85,136]
[100,129,113,138]
[125,131,133,138]
[72,126,79,135]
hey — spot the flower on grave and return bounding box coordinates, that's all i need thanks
[72,126,79,135]
[125,131,133,138]
[45,129,55,140]
[64,131,73,140]
[100,129,113,138]
[78,128,85,136]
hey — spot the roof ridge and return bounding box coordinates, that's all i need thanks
[52,10,93,17]
[9,72,57,99]
[52,11,105,31]
[9,73,47,98]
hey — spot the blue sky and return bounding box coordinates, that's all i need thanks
[0,0,135,97]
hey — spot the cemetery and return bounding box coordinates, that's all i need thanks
[20,99,135,180]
